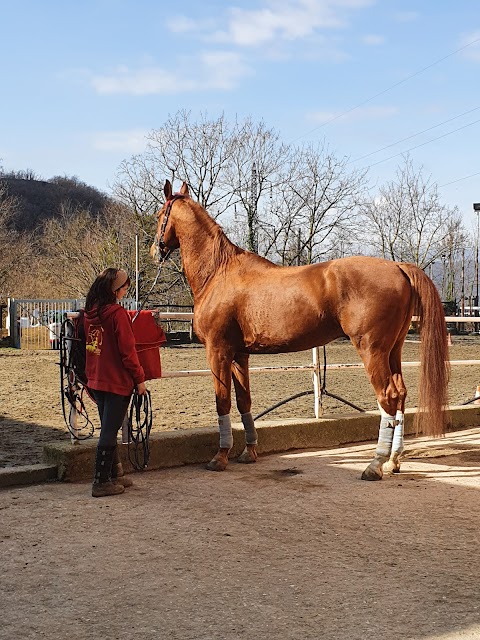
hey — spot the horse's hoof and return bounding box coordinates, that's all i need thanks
[237,451,257,464]
[237,448,257,464]
[361,466,383,481]
[206,459,228,472]
[383,460,400,476]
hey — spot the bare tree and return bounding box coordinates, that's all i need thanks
[0,181,31,302]
[114,111,239,219]
[223,118,291,252]
[39,202,138,296]
[262,143,368,265]
[362,156,462,269]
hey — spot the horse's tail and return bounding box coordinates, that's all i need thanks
[399,264,450,437]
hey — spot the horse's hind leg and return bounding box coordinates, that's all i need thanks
[383,341,407,476]
[354,343,401,481]
[232,353,258,464]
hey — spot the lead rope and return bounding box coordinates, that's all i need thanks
[131,259,170,323]
[126,389,153,470]
[125,254,171,467]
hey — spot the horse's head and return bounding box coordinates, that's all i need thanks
[150,180,189,263]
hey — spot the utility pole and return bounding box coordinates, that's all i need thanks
[474,203,480,330]
[248,163,258,253]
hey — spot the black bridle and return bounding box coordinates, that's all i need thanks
[156,194,183,259]
[132,194,183,322]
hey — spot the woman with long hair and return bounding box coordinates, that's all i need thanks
[84,267,146,497]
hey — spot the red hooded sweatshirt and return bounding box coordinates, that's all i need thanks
[84,303,145,396]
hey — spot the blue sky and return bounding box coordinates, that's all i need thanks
[1,0,480,229]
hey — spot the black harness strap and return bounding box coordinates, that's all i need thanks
[156,194,184,256]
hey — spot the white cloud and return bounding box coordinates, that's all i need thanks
[211,0,374,47]
[90,52,252,96]
[88,1,375,97]
[92,66,181,95]
[200,51,252,89]
[361,34,385,46]
[91,129,149,153]
[459,31,480,62]
[308,105,398,124]
[166,16,216,34]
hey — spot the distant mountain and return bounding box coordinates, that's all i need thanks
[0,173,110,232]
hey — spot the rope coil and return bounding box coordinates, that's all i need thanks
[125,389,153,470]
[59,318,95,440]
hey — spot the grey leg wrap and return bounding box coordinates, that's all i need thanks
[241,412,258,445]
[218,415,233,449]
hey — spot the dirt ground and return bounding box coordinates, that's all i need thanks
[1,340,480,639]
[1,428,480,640]
[1,337,480,467]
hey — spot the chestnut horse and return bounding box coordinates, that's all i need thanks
[151,180,450,481]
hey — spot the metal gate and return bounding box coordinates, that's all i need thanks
[7,298,137,349]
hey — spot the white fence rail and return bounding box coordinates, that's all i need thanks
[63,311,480,425]
[6,304,480,434]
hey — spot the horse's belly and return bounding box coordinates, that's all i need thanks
[242,315,343,354]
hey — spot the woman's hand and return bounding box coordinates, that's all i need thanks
[136,382,147,395]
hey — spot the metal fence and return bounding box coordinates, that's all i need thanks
[6,298,137,349]
[5,298,194,349]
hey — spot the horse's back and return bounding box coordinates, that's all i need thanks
[196,254,414,353]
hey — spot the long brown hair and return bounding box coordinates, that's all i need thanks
[85,268,131,315]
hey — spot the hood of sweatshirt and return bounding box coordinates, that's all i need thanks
[84,304,120,323]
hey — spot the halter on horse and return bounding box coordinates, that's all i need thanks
[151,180,450,481]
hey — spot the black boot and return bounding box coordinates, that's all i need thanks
[92,445,125,497]
[111,446,133,488]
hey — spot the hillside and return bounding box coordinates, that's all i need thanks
[0,173,110,232]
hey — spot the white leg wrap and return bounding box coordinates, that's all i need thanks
[392,410,404,454]
[218,414,233,449]
[376,403,396,460]
[241,412,257,445]
[377,402,396,420]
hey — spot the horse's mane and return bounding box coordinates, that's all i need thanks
[188,200,243,272]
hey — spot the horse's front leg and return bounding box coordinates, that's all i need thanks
[205,346,234,472]
[232,353,258,464]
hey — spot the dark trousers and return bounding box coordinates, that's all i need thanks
[91,389,131,447]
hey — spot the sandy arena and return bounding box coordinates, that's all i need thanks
[1,337,480,468]
[1,338,480,640]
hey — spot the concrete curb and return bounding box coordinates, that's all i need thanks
[0,464,58,489]
[39,404,480,483]
[1,405,477,487]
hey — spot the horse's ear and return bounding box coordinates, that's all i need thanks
[164,180,173,201]
[179,182,190,197]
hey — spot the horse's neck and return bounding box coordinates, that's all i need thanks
[177,204,236,297]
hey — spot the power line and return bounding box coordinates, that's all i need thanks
[347,105,480,165]
[439,171,480,188]
[290,35,480,144]
[364,116,480,169]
